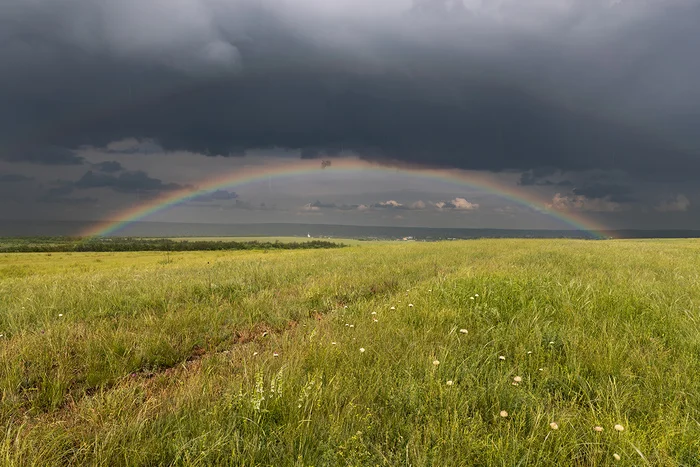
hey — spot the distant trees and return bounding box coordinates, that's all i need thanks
[0,238,344,253]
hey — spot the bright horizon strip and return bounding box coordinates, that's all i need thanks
[81,158,611,239]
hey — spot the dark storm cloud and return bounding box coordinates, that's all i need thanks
[1,0,699,182]
[0,173,33,182]
[74,170,187,193]
[93,161,124,173]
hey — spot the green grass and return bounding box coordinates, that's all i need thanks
[0,239,699,466]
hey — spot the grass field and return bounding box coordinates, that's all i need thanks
[1,239,699,465]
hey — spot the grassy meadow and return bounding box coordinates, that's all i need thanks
[0,239,699,465]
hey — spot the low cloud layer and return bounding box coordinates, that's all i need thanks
[434,197,479,211]
[302,196,479,212]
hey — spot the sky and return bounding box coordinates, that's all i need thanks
[1,0,699,233]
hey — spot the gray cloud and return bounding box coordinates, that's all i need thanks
[518,168,573,187]
[38,195,98,205]
[190,189,239,202]
[572,183,636,203]
[93,161,124,173]
[1,146,84,165]
[655,194,691,212]
[0,173,33,182]
[74,170,187,193]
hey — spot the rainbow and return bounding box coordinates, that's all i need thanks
[81,159,611,238]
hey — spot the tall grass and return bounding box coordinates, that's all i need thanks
[1,240,699,465]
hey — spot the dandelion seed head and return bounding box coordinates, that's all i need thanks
[614,424,625,432]
[499,410,508,418]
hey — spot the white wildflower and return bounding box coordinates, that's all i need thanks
[549,422,559,430]
[359,348,365,353]
[613,453,621,461]
[614,424,625,432]
[499,410,508,418]
[499,355,506,361]
[459,329,468,334]
[513,376,522,383]
[432,360,440,366]
[446,380,453,386]
[593,426,604,432]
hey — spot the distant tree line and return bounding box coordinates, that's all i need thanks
[0,238,344,253]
